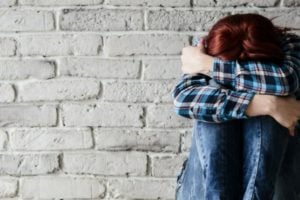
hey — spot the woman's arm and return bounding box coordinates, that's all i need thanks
[173,73,255,122]
[189,33,300,95]
[172,73,300,135]
[212,58,299,95]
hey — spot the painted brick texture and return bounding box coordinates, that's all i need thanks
[0,0,297,199]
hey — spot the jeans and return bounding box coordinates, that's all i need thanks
[175,115,300,200]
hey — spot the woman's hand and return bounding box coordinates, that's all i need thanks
[181,41,214,75]
[246,94,300,136]
[268,95,300,136]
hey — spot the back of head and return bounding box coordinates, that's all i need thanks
[206,13,286,63]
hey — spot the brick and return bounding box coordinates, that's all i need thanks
[0,130,8,150]
[0,105,56,127]
[103,81,174,103]
[146,104,192,128]
[193,0,218,6]
[194,0,277,6]
[0,84,14,102]
[20,176,105,199]
[9,128,93,150]
[143,59,182,80]
[19,34,102,56]
[0,178,17,198]
[18,34,72,56]
[0,60,55,80]
[63,151,147,176]
[182,129,192,152]
[94,128,181,152]
[0,0,16,7]
[108,178,176,199]
[61,9,143,31]
[59,58,140,79]
[231,0,277,6]
[105,34,189,56]
[106,0,190,6]
[19,0,103,6]
[73,34,103,55]
[18,79,100,102]
[284,0,300,6]
[0,10,54,32]
[148,10,229,31]
[0,38,16,56]
[0,153,58,175]
[62,103,143,127]
[259,10,300,29]
[151,154,187,177]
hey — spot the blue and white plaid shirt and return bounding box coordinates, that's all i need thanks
[173,33,300,123]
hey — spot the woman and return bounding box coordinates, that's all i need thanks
[173,13,300,200]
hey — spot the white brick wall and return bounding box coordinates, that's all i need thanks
[0,0,298,199]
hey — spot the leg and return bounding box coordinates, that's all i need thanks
[242,115,290,200]
[274,132,300,200]
[175,124,205,200]
[195,120,244,200]
[176,120,244,200]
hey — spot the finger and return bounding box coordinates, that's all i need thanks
[289,126,295,137]
[197,38,203,46]
[197,38,208,53]
[197,39,205,49]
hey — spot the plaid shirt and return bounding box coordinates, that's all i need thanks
[173,33,300,123]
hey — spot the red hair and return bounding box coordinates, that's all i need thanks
[205,13,291,63]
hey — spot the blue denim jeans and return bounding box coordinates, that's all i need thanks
[175,115,300,200]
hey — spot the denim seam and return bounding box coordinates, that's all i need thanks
[246,119,262,200]
[195,125,206,172]
[221,126,227,199]
[194,124,207,197]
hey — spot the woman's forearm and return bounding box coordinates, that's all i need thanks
[247,94,300,136]
[212,58,299,96]
[173,74,256,123]
[173,73,300,136]
[245,94,275,117]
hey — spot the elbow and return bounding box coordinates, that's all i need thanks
[173,98,193,119]
[174,107,192,119]
[173,98,219,122]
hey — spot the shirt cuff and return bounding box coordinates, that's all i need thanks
[220,91,256,120]
[234,92,256,119]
